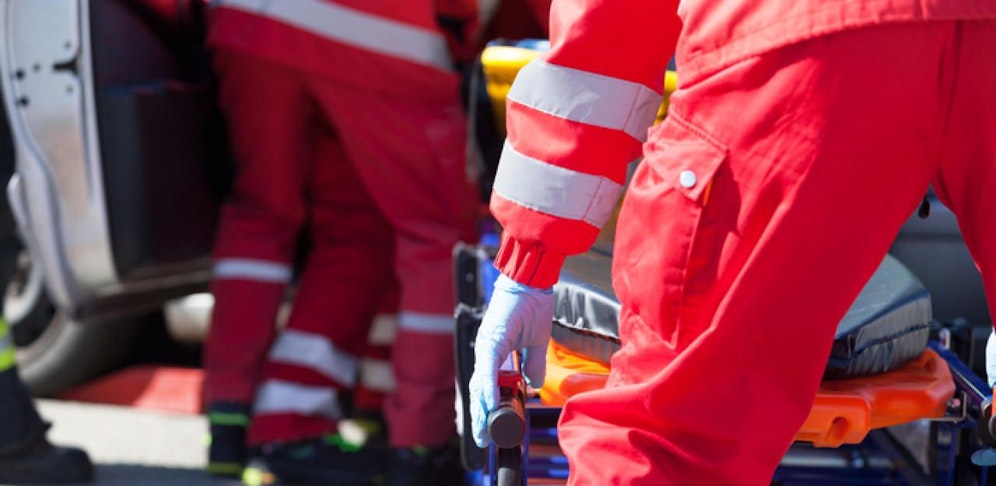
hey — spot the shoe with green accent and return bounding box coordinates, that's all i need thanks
[252,432,387,485]
[241,456,279,486]
[206,402,251,478]
[387,442,464,486]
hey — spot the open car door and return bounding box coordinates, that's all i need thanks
[0,0,229,394]
[0,0,227,322]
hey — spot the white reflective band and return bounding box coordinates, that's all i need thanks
[254,379,343,419]
[508,59,662,142]
[360,359,396,392]
[216,0,452,71]
[368,314,397,345]
[213,258,292,283]
[494,142,624,228]
[269,330,358,387]
[398,311,454,335]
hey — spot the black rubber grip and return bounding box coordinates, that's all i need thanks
[487,401,525,449]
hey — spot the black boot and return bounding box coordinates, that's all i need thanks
[387,443,465,486]
[206,401,251,478]
[0,424,94,484]
[249,432,388,485]
[0,368,93,484]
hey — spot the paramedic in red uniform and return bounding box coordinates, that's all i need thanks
[201,0,479,483]
[469,0,996,484]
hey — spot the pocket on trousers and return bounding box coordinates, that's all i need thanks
[626,115,727,348]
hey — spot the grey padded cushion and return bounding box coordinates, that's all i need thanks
[552,252,932,379]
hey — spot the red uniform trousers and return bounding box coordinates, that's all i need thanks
[205,49,476,448]
[558,21,996,485]
[203,49,398,409]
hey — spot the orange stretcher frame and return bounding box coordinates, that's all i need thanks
[539,341,957,448]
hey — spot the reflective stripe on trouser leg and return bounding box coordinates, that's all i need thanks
[248,330,364,445]
[354,311,397,411]
[559,24,956,485]
[247,379,346,445]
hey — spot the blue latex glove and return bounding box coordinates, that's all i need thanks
[988,329,996,388]
[469,274,554,448]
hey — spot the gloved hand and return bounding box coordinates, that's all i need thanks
[469,274,554,448]
[987,329,996,388]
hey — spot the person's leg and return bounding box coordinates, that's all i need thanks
[558,23,956,485]
[248,133,395,445]
[0,258,93,484]
[931,21,996,336]
[0,82,91,484]
[203,49,314,477]
[314,80,477,484]
[353,284,399,415]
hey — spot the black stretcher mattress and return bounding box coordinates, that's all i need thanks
[552,251,932,379]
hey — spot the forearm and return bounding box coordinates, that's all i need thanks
[490,0,681,287]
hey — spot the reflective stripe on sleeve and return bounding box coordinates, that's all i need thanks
[268,330,358,387]
[359,359,395,393]
[213,258,292,283]
[254,379,343,419]
[493,142,625,228]
[397,311,454,335]
[508,59,661,142]
[216,0,453,71]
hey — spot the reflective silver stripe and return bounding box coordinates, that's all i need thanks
[269,330,358,387]
[367,314,397,345]
[493,142,624,228]
[213,258,292,283]
[254,379,343,419]
[216,0,452,71]
[397,311,454,335]
[508,59,661,142]
[359,359,395,392]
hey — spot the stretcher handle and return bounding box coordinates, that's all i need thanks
[981,392,996,447]
[488,355,526,449]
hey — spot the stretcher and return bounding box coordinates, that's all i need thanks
[455,40,996,485]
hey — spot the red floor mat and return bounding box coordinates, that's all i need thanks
[61,365,204,415]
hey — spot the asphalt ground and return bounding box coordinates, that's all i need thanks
[26,399,241,486]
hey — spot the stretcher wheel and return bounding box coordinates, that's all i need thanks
[496,446,521,486]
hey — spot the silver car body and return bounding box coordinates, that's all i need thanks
[0,0,213,322]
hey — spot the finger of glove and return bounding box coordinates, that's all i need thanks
[470,331,507,448]
[469,370,494,448]
[522,344,547,389]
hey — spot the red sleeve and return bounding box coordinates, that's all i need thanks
[490,0,681,288]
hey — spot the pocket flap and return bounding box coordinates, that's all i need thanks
[645,119,727,204]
